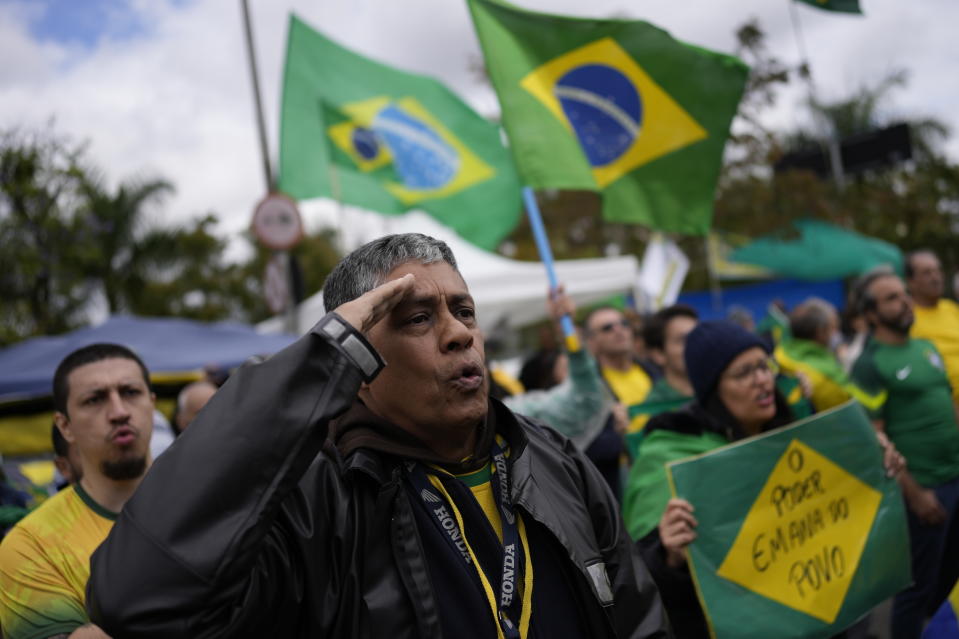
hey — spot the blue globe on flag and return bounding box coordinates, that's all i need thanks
[350,127,381,161]
[372,104,459,190]
[553,64,643,167]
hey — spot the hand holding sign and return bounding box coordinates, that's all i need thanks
[667,402,910,639]
[659,498,697,568]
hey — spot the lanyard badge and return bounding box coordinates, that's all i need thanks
[408,441,529,639]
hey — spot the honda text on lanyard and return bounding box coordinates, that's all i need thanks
[407,439,534,639]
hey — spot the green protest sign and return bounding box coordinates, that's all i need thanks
[667,401,910,639]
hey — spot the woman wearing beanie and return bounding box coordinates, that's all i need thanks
[621,320,902,638]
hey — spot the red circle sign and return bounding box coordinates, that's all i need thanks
[251,192,303,250]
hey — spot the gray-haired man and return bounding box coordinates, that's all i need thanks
[88,233,670,639]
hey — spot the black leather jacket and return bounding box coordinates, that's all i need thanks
[87,317,670,638]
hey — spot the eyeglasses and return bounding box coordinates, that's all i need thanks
[724,357,779,384]
[597,319,632,334]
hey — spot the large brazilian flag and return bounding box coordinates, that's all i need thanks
[279,15,522,251]
[467,0,749,235]
[667,401,910,638]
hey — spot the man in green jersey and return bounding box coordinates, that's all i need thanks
[850,269,959,639]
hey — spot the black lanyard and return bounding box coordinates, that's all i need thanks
[408,440,525,639]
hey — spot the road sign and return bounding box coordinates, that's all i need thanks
[251,192,303,250]
[264,254,290,314]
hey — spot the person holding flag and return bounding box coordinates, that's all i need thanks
[624,320,904,638]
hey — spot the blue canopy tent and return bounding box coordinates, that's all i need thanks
[0,316,296,457]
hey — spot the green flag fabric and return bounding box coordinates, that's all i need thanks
[730,219,903,281]
[467,0,749,234]
[279,15,522,250]
[667,401,910,639]
[796,0,863,14]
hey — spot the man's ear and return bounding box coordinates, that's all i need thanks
[54,412,75,444]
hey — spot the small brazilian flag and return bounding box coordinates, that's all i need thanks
[467,0,749,235]
[795,0,863,15]
[279,15,522,251]
[925,582,959,638]
[667,402,910,638]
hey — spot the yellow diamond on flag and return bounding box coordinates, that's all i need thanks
[519,37,707,189]
[327,97,394,172]
[716,439,882,624]
[326,96,495,205]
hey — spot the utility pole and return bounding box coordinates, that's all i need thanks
[241,0,301,334]
[788,1,846,191]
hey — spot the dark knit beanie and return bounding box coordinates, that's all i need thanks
[684,320,769,401]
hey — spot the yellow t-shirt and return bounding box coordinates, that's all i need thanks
[912,299,959,400]
[0,484,115,639]
[602,364,653,433]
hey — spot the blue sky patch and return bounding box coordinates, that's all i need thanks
[14,0,190,48]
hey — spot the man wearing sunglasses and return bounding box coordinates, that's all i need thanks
[583,307,657,500]
[584,307,656,432]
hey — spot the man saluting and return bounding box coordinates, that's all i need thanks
[88,233,670,639]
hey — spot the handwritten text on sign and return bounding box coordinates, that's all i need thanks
[715,439,882,623]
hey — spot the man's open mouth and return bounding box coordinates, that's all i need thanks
[451,364,484,391]
[111,426,137,446]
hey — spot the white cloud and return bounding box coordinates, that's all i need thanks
[1,0,956,260]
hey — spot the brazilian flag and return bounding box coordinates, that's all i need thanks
[467,0,749,235]
[279,15,522,251]
[925,582,959,638]
[796,0,862,15]
[667,402,910,638]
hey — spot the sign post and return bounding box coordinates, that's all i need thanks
[251,192,304,334]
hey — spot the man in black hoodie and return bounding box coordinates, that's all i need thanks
[86,233,669,639]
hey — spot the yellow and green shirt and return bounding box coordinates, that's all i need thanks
[912,299,959,400]
[0,484,116,639]
[775,338,852,412]
[602,363,652,434]
[850,337,959,488]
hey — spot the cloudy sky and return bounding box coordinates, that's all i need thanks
[2,0,956,258]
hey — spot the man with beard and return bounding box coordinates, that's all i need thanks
[86,234,669,639]
[850,268,959,639]
[0,343,154,639]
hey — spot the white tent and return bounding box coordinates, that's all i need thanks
[258,209,641,335]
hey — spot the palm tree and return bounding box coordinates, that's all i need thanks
[787,70,949,165]
[77,172,177,314]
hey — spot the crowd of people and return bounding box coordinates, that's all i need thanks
[0,235,957,639]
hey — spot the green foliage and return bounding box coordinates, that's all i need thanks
[0,126,343,345]
[714,23,959,284]
[76,170,176,313]
[234,228,342,323]
[0,129,91,345]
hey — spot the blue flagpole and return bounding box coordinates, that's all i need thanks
[522,187,580,352]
